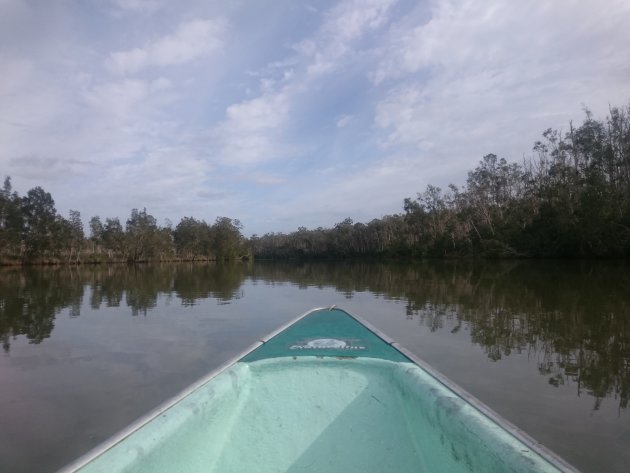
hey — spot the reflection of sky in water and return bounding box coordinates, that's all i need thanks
[0,261,628,473]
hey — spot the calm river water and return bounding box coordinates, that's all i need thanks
[0,260,628,473]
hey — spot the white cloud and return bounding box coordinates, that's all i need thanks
[0,50,178,194]
[149,76,171,92]
[108,48,148,75]
[255,155,425,232]
[0,57,67,131]
[208,0,398,170]
[83,143,218,219]
[106,18,225,75]
[305,0,397,78]
[0,56,32,96]
[8,155,93,181]
[373,0,630,89]
[250,173,287,186]
[2,0,630,234]
[84,78,151,116]
[0,56,86,181]
[372,0,630,169]
[110,0,164,13]
[336,114,352,128]
[292,39,316,57]
[211,91,293,166]
[323,0,395,42]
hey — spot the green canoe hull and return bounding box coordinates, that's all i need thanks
[59,308,579,473]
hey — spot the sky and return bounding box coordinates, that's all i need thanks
[1,0,629,235]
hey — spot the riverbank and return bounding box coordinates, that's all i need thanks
[0,255,250,267]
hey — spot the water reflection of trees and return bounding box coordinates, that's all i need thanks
[172,263,247,305]
[85,263,249,315]
[455,262,630,410]
[0,263,249,351]
[1,260,628,409]
[251,260,630,409]
[0,266,84,352]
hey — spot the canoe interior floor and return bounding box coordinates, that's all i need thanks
[77,357,562,473]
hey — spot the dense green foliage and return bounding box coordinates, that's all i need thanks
[2,103,629,263]
[253,105,630,259]
[0,181,247,264]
